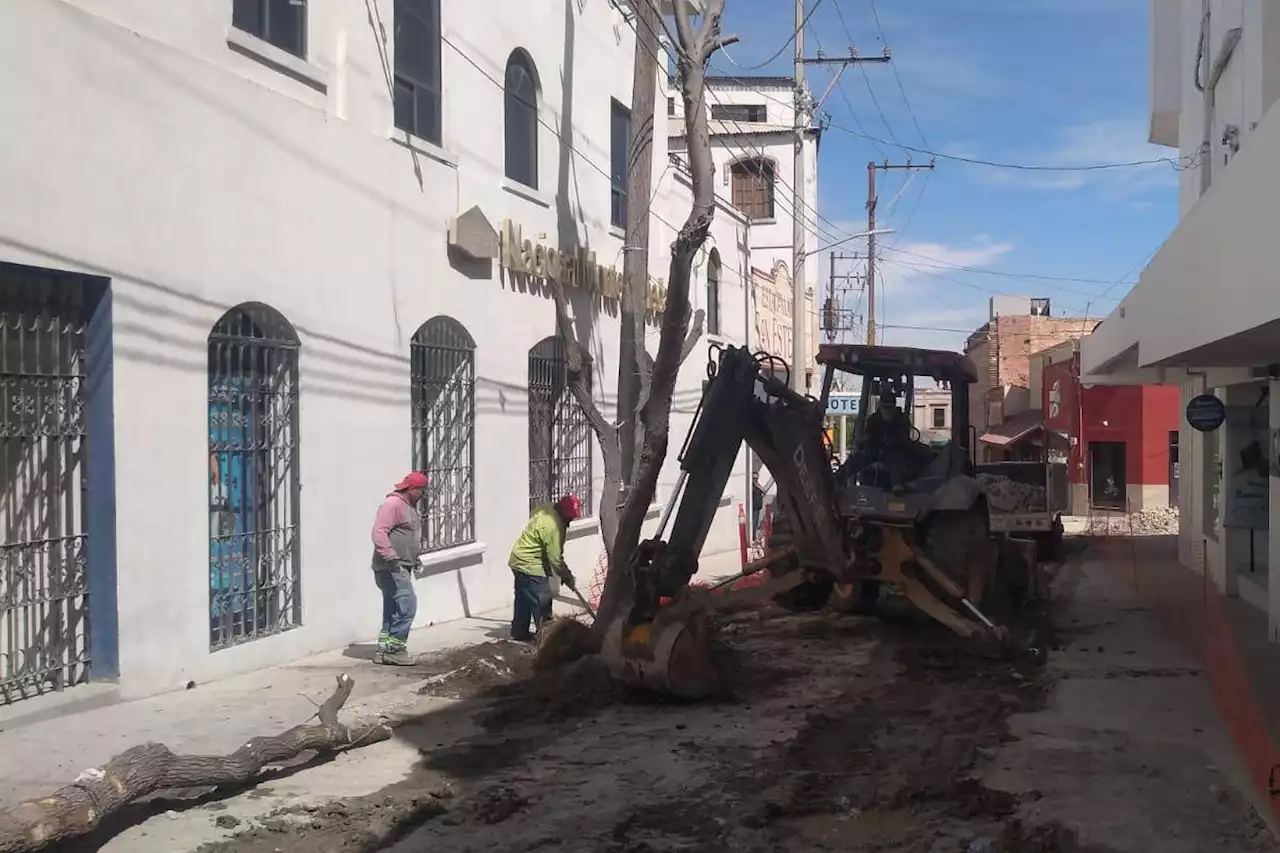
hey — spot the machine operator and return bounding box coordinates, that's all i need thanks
[846,388,912,487]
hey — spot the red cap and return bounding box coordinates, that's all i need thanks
[394,471,429,491]
[556,494,582,521]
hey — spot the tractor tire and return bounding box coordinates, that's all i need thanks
[921,507,990,590]
[765,505,834,612]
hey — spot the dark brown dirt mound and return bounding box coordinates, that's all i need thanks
[479,654,622,728]
[415,641,535,700]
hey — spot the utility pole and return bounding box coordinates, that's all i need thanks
[822,251,865,343]
[790,2,889,391]
[865,159,934,345]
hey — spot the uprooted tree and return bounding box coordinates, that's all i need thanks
[549,0,737,642]
[0,675,392,853]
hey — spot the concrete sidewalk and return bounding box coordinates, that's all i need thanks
[0,548,747,809]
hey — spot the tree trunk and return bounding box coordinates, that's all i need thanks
[592,0,731,639]
[0,675,391,853]
[617,0,662,506]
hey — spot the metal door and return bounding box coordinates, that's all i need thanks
[0,281,89,702]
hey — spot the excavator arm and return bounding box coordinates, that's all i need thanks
[629,345,851,620]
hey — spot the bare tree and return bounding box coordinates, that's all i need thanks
[548,0,736,640]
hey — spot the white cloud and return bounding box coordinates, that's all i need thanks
[813,222,1012,352]
[980,118,1180,197]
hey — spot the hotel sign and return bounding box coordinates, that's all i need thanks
[498,220,667,317]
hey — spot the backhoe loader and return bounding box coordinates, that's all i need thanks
[600,343,1038,697]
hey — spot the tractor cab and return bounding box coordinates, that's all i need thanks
[815,344,981,518]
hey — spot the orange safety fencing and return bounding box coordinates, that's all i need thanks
[583,503,778,612]
[1090,500,1280,823]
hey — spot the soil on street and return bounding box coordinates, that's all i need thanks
[191,554,1272,853]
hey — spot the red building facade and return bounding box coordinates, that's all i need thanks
[1042,352,1180,511]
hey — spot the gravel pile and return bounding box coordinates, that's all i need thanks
[976,473,1048,514]
[1084,506,1180,537]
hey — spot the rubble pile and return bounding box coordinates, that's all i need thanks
[976,473,1048,514]
[1085,506,1180,537]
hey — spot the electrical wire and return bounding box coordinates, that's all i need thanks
[719,0,827,71]
[829,0,902,148]
[443,24,1142,338]
[867,0,929,148]
[879,246,1137,287]
[704,73,1202,174]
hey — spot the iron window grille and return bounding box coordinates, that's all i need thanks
[207,303,302,651]
[0,274,90,704]
[393,0,443,145]
[410,317,477,553]
[504,50,540,189]
[232,0,307,58]
[527,337,593,514]
[730,158,776,221]
[610,99,631,229]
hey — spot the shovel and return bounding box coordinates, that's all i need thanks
[566,583,595,620]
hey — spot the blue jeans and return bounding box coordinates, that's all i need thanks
[374,568,417,650]
[511,572,553,640]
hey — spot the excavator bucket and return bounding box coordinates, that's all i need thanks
[599,549,808,698]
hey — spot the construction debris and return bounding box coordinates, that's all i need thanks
[1078,506,1180,537]
[976,473,1048,514]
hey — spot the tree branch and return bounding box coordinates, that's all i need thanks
[548,276,618,450]
[680,308,706,365]
[0,675,391,852]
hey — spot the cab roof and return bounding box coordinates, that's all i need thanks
[816,344,978,383]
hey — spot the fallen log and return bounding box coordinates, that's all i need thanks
[0,673,393,853]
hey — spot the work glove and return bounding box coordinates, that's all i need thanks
[561,570,576,590]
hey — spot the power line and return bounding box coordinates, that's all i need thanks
[829,0,902,148]
[719,0,827,70]
[828,121,1201,172]
[879,246,1136,287]
[867,0,930,148]
[704,73,1201,173]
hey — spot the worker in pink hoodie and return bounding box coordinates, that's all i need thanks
[370,471,427,665]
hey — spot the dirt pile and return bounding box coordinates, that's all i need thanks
[414,642,535,700]
[1085,507,1179,537]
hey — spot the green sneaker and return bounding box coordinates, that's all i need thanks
[376,648,415,666]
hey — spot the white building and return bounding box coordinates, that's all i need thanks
[0,0,753,703]
[669,75,822,389]
[1082,1,1280,633]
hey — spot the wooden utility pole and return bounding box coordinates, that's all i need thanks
[865,159,934,345]
[617,0,661,489]
[792,1,890,388]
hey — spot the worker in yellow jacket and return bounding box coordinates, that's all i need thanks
[507,494,582,641]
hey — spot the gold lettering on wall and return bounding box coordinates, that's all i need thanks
[498,220,667,318]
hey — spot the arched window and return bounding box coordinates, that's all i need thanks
[207,302,301,650]
[527,336,593,514]
[410,316,476,552]
[504,50,539,189]
[707,248,722,336]
[730,158,775,221]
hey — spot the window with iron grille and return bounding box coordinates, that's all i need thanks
[232,0,306,58]
[207,303,302,650]
[0,269,92,703]
[730,158,775,220]
[610,99,631,229]
[932,406,946,428]
[710,103,767,123]
[393,0,442,145]
[410,317,476,552]
[527,337,593,514]
[706,248,721,336]
[504,50,540,189]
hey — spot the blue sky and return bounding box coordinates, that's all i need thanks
[711,0,1179,352]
